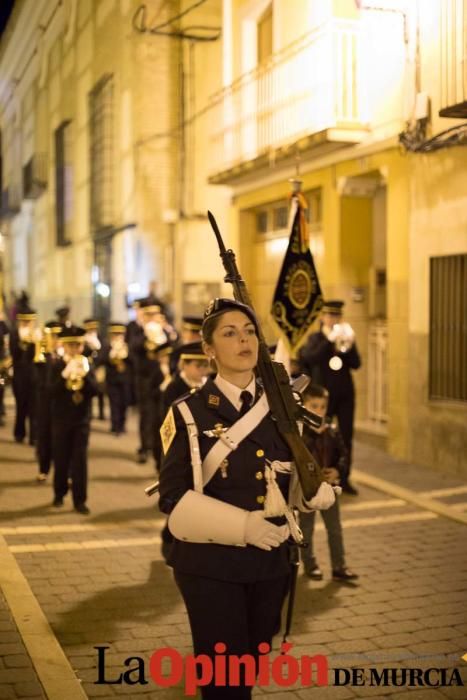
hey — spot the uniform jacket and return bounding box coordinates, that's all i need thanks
[162,373,191,415]
[299,330,361,399]
[10,330,35,389]
[98,343,131,386]
[129,332,165,390]
[158,376,292,582]
[47,358,98,423]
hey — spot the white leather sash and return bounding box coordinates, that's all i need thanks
[202,393,269,486]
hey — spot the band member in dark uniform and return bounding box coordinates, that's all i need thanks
[0,314,11,425]
[48,325,97,514]
[33,320,63,482]
[162,341,209,415]
[158,298,335,699]
[99,322,130,435]
[299,300,361,494]
[55,305,72,328]
[169,316,203,375]
[125,299,145,407]
[83,318,105,420]
[10,306,38,444]
[130,299,168,466]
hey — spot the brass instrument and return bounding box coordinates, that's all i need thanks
[63,354,90,404]
[33,327,47,364]
[109,337,128,373]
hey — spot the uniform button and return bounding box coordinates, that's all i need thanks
[256,449,264,457]
[255,471,263,480]
[256,495,265,504]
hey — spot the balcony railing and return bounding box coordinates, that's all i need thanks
[439,0,467,118]
[208,19,366,179]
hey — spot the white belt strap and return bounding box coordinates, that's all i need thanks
[177,401,203,493]
[202,393,269,487]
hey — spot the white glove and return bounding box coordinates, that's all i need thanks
[33,327,43,342]
[145,321,167,345]
[327,324,341,343]
[85,332,101,351]
[304,482,336,511]
[244,511,289,551]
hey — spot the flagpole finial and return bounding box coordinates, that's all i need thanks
[288,177,302,194]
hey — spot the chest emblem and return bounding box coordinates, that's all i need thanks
[203,423,228,438]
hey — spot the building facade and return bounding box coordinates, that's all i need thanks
[0,0,466,476]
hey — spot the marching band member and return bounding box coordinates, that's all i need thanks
[48,325,97,514]
[169,316,203,375]
[99,322,130,435]
[130,298,169,467]
[162,341,209,415]
[10,306,39,444]
[83,318,106,420]
[0,313,10,425]
[158,298,335,699]
[299,300,361,494]
[33,320,63,482]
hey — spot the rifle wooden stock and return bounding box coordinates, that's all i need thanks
[207,210,324,500]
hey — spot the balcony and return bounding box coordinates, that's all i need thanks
[208,19,368,184]
[439,0,467,118]
[22,153,48,199]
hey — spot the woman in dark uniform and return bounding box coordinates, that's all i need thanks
[158,298,334,699]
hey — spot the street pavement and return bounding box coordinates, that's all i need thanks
[0,396,466,700]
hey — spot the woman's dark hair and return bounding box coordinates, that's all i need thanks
[201,299,258,345]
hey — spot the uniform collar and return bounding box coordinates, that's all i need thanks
[214,373,256,413]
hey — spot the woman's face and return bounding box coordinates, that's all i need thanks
[204,310,258,374]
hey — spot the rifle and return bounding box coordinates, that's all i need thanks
[207,210,324,500]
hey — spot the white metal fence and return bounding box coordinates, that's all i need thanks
[208,19,365,175]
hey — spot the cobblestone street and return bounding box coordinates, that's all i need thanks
[0,401,466,699]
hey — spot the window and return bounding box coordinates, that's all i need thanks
[89,74,114,231]
[55,121,73,247]
[305,188,322,230]
[429,254,466,401]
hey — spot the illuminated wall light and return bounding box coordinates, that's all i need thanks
[96,282,110,298]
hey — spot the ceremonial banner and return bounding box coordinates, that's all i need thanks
[270,193,323,353]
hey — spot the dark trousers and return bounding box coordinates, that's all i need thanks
[327,393,355,484]
[94,391,105,419]
[174,571,289,700]
[52,422,90,506]
[0,383,5,416]
[12,379,36,443]
[107,382,128,433]
[36,400,52,475]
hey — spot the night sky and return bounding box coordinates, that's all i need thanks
[0,0,15,39]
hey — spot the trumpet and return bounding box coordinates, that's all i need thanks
[330,323,355,354]
[109,337,128,372]
[33,327,47,364]
[62,354,90,401]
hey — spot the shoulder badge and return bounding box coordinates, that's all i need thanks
[160,407,176,455]
[208,394,220,406]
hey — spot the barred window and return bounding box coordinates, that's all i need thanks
[429,254,467,401]
[89,74,114,232]
[55,121,73,247]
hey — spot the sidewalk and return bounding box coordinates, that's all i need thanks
[0,400,466,699]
